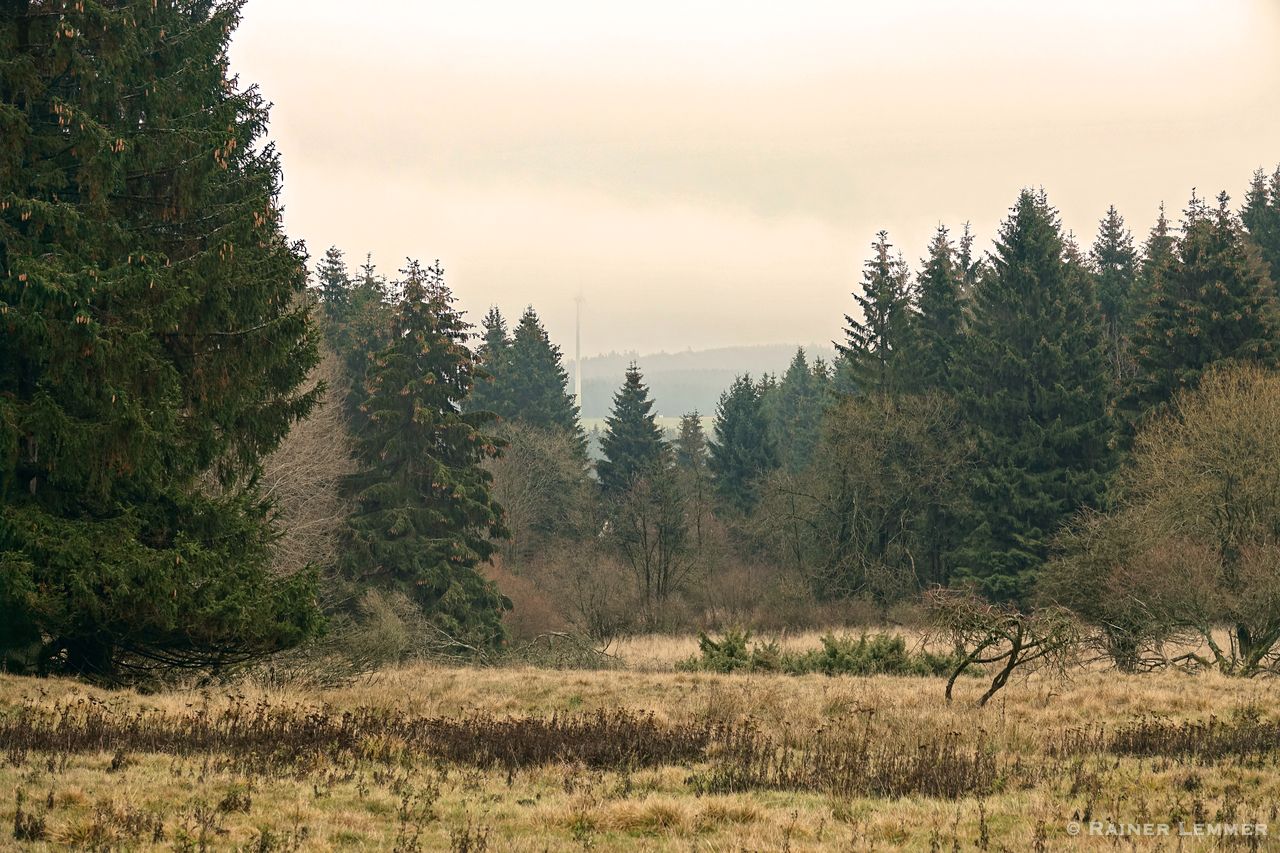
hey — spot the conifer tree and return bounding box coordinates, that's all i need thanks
[708,375,779,514]
[674,412,711,549]
[597,365,667,496]
[502,307,584,444]
[1091,206,1139,382]
[330,256,392,424]
[315,246,353,326]
[836,231,914,395]
[342,261,509,649]
[770,348,826,472]
[1242,166,1280,286]
[953,190,1114,600]
[0,0,320,677]
[912,226,966,390]
[1128,192,1280,419]
[675,413,709,471]
[469,306,512,415]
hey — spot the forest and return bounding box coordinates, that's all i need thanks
[4,1,1280,849]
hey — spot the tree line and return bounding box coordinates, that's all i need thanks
[5,0,1280,680]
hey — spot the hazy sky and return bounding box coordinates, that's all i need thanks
[228,1,1280,357]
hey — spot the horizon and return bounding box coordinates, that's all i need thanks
[228,1,1280,358]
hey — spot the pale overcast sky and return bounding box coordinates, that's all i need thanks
[228,1,1280,357]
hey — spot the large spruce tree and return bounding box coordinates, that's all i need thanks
[597,364,666,496]
[708,375,778,514]
[768,348,827,472]
[469,306,512,415]
[911,226,966,390]
[1091,206,1139,383]
[0,0,320,677]
[953,190,1114,600]
[342,261,509,649]
[502,307,584,440]
[836,231,914,395]
[1128,192,1280,419]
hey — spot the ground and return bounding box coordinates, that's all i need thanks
[1,634,1278,851]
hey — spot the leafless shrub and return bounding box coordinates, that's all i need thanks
[926,587,1083,706]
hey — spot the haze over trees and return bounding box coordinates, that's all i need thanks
[3,0,1280,686]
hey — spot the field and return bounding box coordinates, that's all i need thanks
[2,635,1279,851]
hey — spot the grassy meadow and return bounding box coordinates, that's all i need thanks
[2,635,1278,851]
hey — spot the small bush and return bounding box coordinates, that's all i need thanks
[679,630,959,677]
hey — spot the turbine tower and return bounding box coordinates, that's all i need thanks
[574,293,584,411]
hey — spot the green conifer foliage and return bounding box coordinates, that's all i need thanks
[1090,206,1139,382]
[912,226,966,390]
[953,190,1114,601]
[708,375,779,514]
[468,306,512,415]
[315,246,352,326]
[1242,166,1280,286]
[1128,192,1280,418]
[0,0,320,677]
[769,348,826,472]
[836,231,914,395]
[342,261,509,649]
[597,364,666,496]
[502,307,584,442]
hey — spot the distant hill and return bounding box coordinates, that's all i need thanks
[577,343,837,418]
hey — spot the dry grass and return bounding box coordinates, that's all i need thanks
[3,644,1280,850]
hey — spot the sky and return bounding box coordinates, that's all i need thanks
[228,1,1280,358]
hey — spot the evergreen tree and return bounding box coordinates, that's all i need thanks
[836,231,914,395]
[957,222,981,296]
[708,375,779,514]
[502,307,584,443]
[469,306,512,415]
[342,261,509,648]
[954,190,1115,601]
[597,364,666,496]
[330,256,392,424]
[315,246,352,326]
[0,0,320,677]
[674,412,711,550]
[1128,192,1280,418]
[1242,166,1280,287]
[770,348,826,471]
[1091,206,1139,382]
[912,226,966,390]
[675,413,709,471]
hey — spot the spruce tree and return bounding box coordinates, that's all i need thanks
[1091,206,1139,382]
[836,231,914,395]
[912,226,966,390]
[315,246,353,326]
[502,307,584,443]
[953,190,1114,601]
[1242,166,1280,287]
[1128,192,1280,419]
[675,413,709,471]
[469,306,512,415]
[770,348,825,472]
[597,364,666,496]
[674,412,711,549]
[0,0,320,677]
[708,375,779,514]
[342,261,509,649]
[330,256,392,425]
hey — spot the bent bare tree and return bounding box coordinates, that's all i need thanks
[926,588,1082,706]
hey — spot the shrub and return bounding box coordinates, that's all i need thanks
[679,630,959,677]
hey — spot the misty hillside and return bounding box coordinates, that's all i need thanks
[577,343,838,418]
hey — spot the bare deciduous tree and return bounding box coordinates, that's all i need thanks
[927,587,1082,706]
